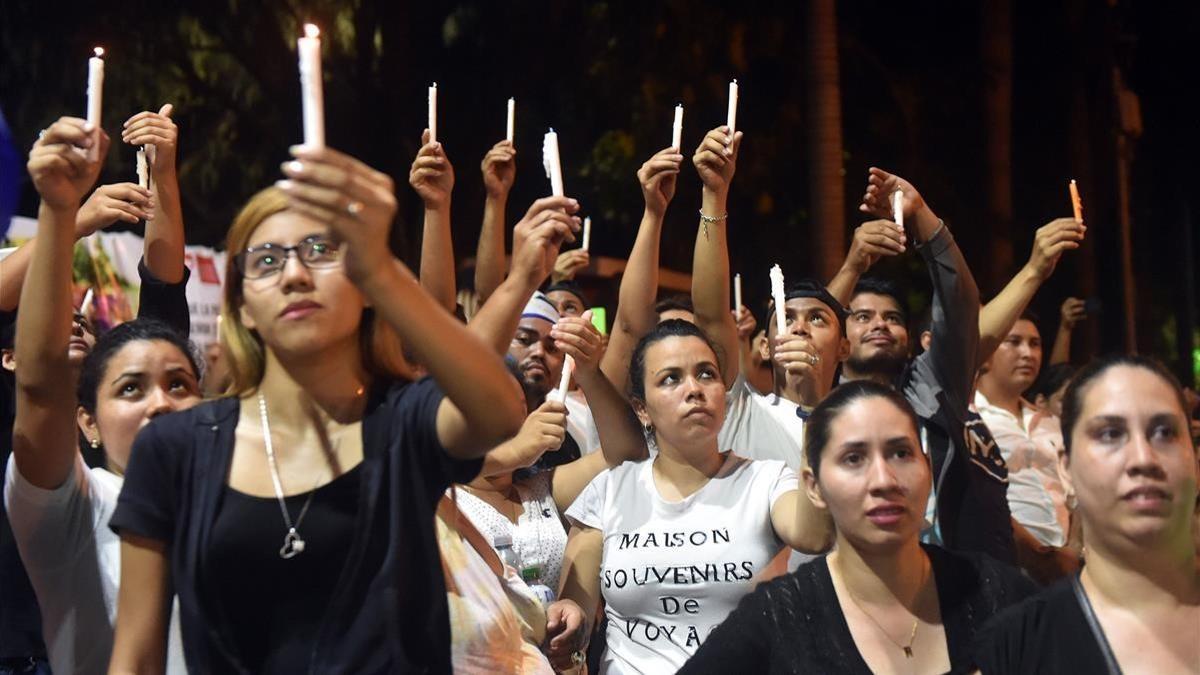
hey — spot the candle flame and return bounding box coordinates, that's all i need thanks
[304,23,319,38]
[93,47,104,57]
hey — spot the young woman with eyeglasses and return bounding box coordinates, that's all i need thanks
[107,145,525,674]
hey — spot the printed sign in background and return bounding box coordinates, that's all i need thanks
[2,215,226,354]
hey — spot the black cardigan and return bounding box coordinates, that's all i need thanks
[110,377,482,674]
[679,545,1038,675]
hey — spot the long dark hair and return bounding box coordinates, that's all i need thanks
[1060,354,1193,456]
[804,380,921,478]
[628,319,722,402]
[77,318,201,414]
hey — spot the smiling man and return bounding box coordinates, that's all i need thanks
[842,276,910,384]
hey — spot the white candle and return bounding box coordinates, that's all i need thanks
[86,48,104,160]
[80,287,94,313]
[428,82,438,144]
[892,190,904,231]
[582,216,592,251]
[552,355,575,402]
[726,79,739,142]
[672,104,683,150]
[297,24,325,148]
[734,273,743,312]
[136,149,148,189]
[542,129,564,197]
[506,97,515,144]
[769,264,787,336]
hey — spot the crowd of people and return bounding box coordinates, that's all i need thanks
[0,94,1197,675]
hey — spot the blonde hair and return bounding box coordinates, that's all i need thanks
[219,187,412,395]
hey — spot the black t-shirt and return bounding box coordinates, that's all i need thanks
[110,376,482,674]
[678,545,1038,675]
[972,576,1119,674]
[209,464,361,673]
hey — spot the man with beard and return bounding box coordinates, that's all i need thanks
[828,168,1017,565]
[507,292,589,460]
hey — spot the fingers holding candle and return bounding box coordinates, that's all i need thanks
[638,147,683,216]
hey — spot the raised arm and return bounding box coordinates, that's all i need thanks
[123,104,185,283]
[279,145,523,458]
[557,525,603,636]
[12,117,107,489]
[1049,296,1086,366]
[410,129,457,314]
[549,311,647,507]
[770,490,834,554]
[690,127,743,388]
[475,141,516,303]
[598,147,682,391]
[0,182,152,311]
[978,218,1083,366]
[861,168,979,416]
[825,220,907,307]
[468,196,580,355]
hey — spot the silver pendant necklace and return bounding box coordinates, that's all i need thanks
[258,394,320,559]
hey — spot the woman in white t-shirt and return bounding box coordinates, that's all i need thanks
[558,319,832,673]
[5,115,198,673]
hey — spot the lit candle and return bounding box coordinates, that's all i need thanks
[86,47,104,160]
[297,24,325,148]
[734,273,743,312]
[136,149,148,190]
[506,97,515,144]
[542,129,564,197]
[769,264,786,336]
[1069,179,1083,224]
[892,190,904,231]
[582,216,592,251]
[672,104,683,150]
[428,82,438,144]
[726,79,739,143]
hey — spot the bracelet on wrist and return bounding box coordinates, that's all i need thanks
[698,210,728,224]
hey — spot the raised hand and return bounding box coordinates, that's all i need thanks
[278,145,398,283]
[1027,218,1085,282]
[76,183,154,236]
[27,117,108,212]
[507,399,569,468]
[544,597,588,671]
[734,305,758,341]
[121,104,176,174]
[693,126,742,197]
[1059,297,1087,330]
[510,196,581,288]
[551,310,605,379]
[481,140,516,198]
[638,147,683,216]
[773,333,825,406]
[858,167,927,224]
[842,219,907,274]
[409,129,455,210]
[551,249,590,283]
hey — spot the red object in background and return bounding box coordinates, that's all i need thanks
[187,253,221,285]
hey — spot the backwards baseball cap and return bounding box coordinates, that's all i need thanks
[521,291,561,325]
[543,279,589,307]
[767,278,849,323]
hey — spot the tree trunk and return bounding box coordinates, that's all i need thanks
[805,0,845,281]
[980,0,1014,295]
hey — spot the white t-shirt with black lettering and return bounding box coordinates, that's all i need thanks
[565,453,796,674]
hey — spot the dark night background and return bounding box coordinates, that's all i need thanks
[1,0,1196,385]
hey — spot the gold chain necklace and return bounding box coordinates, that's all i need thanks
[839,558,929,659]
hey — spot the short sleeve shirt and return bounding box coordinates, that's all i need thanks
[717,374,806,470]
[566,454,796,674]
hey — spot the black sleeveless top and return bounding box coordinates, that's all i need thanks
[208,464,362,673]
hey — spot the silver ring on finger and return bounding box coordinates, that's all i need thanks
[345,200,365,217]
[809,354,819,366]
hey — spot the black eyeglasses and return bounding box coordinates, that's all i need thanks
[236,236,342,280]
